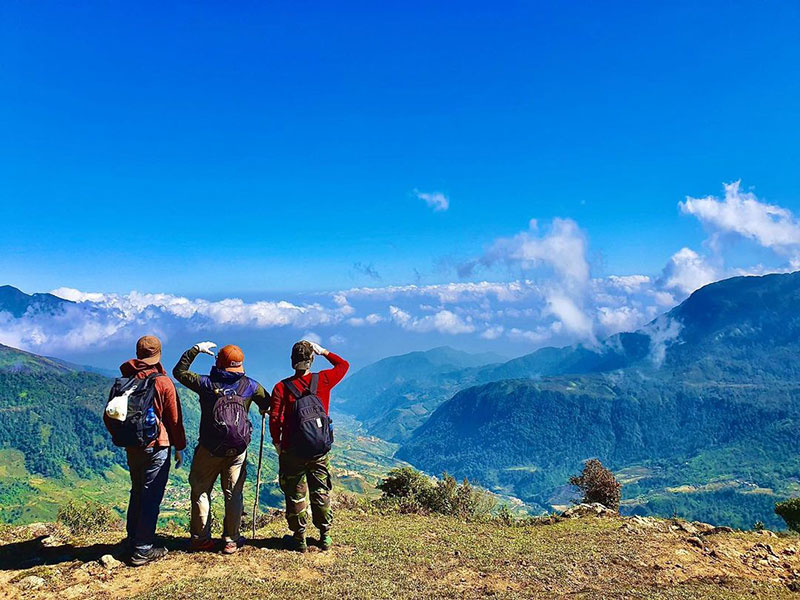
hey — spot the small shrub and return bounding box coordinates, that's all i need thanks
[376,468,495,520]
[775,498,800,532]
[421,474,496,520]
[331,491,369,512]
[495,504,515,527]
[754,521,765,531]
[378,467,434,499]
[57,500,118,536]
[569,459,621,511]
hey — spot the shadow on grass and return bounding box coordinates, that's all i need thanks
[0,534,186,570]
[0,533,312,570]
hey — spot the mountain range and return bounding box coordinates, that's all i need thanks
[334,272,800,528]
[394,273,800,528]
[0,285,70,318]
[3,272,800,529]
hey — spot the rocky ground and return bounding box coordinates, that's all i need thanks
[2,506,800,599]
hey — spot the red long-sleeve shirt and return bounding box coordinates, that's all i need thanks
[269,352,349,449]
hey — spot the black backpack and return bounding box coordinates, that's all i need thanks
[284,374,333,458]
[207,376,253,457]
[105,373,161,448]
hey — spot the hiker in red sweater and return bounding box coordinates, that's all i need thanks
[270,340,349,552]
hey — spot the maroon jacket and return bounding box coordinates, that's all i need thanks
[269,352,349,450]
[103,359,187,451]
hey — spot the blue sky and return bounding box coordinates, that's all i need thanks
[2,1,799,294]
[2,2,800,369]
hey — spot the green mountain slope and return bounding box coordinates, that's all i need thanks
[397,272,800,529]
[334,346,505,441]
[334,327,652,443]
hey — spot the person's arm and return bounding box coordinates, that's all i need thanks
[268,382,285,451]
[159,379,187,452]
[250,382,270,415]
[319,351,350,388]
[172,343,215,394]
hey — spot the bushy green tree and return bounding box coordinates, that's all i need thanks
[377,467,495,520]
[378,467,433,499]
[775,498,800,532]
[569,459,621,511]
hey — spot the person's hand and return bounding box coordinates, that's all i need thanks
[174,449,184,469]
[308,341,328,356]
[194,341,217,356]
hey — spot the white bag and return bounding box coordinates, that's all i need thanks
[105,388,134,421]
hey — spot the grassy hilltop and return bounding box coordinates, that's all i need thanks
[2,509,800,599]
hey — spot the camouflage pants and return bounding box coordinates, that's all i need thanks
[279,451,332,535]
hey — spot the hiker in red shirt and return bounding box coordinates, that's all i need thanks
[270,340,349,552]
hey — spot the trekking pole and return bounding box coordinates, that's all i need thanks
[252,413,266,540]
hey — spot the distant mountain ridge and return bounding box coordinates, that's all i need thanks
[0,285,72,318]
[334,346,506,441]
[336,323,653,443]
[396,271,800,528]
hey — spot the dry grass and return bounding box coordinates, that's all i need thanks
[1,512,799,599]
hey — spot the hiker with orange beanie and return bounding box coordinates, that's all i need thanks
[173,342,269,554]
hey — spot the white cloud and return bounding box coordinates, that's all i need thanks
[461,218,589,291]
[389,305,475,335]
[604,275,651,293]
[545,294,594,340]
[480,325,505,340]
[680,181,800,252]
[301,331,323,345]
[659,247,719,295]
[596,306,645,336]
[507,327,552,344]
[414,189,449,212]
[343,280,531,304]
[643,316,683,367]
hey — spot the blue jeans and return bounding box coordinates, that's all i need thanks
[125,446,170,554]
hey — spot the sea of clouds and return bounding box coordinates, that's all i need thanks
[2,182,798,372]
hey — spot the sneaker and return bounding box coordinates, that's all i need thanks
[287,533,307,553]
[222,537,245,555]
[319,533,332,551]
[130,546,168,567]
[189,538,215,552]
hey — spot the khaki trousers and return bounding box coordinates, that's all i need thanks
[189,444,247,543]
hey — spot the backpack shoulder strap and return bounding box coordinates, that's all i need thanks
[283,378,301,399]
[310,373,319,395]
[235,376,251,397]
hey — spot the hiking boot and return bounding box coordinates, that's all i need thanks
[130,546,168,567]
[222,537,245,555]
[319,532,332,551]
[287,533,307,553]
[189,538,215,552]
